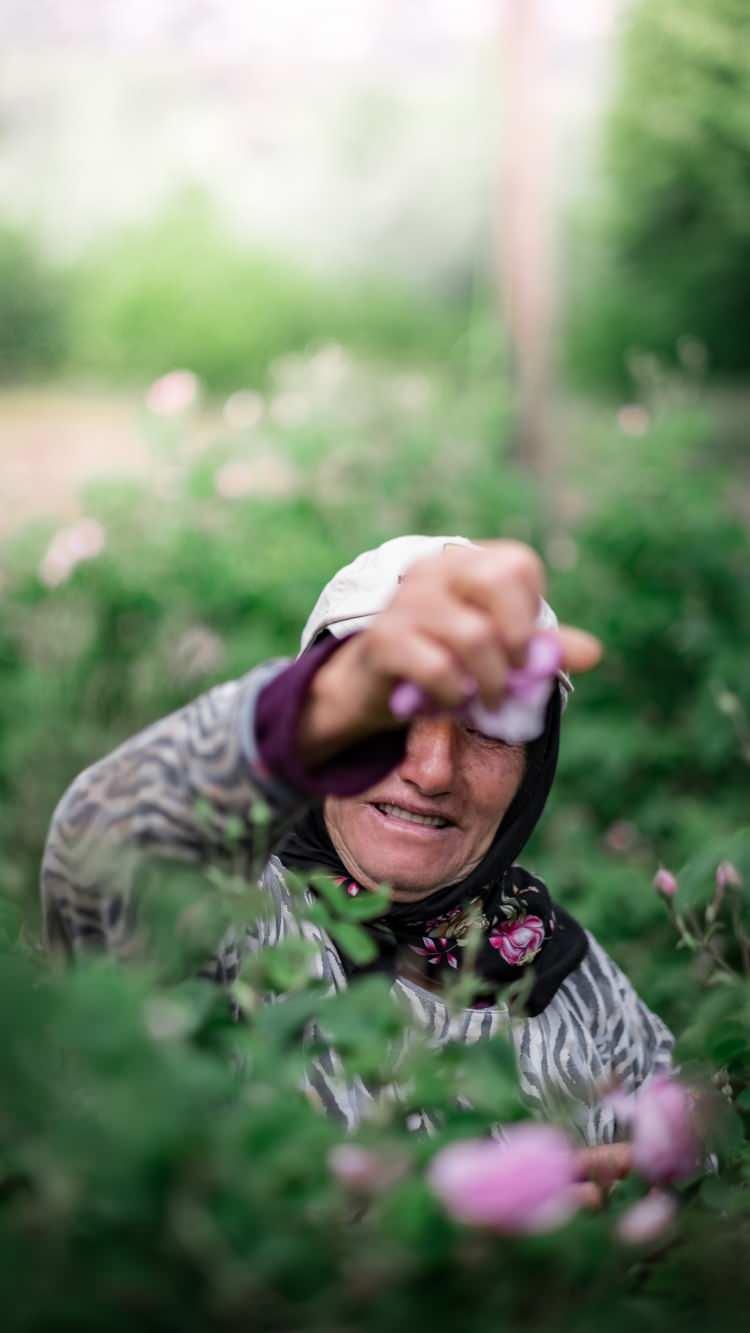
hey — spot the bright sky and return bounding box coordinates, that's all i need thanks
[1,0,626,58]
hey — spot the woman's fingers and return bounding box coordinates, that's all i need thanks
[365,619,473,711]
[570,1181,606,1211]
[443,541,543,665]
[557,626,603,676]
[575,1142,632,1188]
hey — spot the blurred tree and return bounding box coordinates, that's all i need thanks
[0,225,68,379]
[567,0,750,387]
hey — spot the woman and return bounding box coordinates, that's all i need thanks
[41,535,673,1159]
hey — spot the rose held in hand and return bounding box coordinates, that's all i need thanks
[428,1125,579,1235]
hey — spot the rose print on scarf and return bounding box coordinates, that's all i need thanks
[335,875,361,898]
[411,936,460,969]
[489,914,545,967]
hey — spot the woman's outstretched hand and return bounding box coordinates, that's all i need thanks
[298,540,602,767]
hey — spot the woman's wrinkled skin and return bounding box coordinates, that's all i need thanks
[324,714,526,901]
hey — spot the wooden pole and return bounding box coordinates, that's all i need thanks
[496,0,555,482]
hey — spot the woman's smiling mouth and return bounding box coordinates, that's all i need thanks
[371,802,454,831]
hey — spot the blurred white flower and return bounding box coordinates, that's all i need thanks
[269,390,310,428]
[146,369,200,417]
[307,342,352,392]
[172,626,225,682]
[716,690,740,717]
[215,460,255,499]
[144,996,194,1042]
[617,404,650,437]
[39,518,106,589]
[677,336,708,377]
[215,455,297,501]
[223,390,265,431]
[392,372,433,413]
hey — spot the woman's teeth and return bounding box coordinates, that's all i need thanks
[376,803,449,828]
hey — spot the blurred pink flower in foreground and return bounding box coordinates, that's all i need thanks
[653,866,679,898]
[716,860,743,890]
[427,1125,578,1235]
[630,1076,701,1185]
[146,369,200,417]
[39,518,106,588]
[616,1189,676,1245]
[328,1144,405,1195]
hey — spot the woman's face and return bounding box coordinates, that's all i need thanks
[324,715,526,902]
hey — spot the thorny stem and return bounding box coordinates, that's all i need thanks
[729,891,750,975]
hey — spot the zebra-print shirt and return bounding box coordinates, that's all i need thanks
[41,661,674,1145]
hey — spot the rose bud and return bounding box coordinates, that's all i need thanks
[716,861,743,890]
[616,1190,677,1246]
[653,867,679,898]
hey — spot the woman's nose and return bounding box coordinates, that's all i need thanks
[397,716,457,796]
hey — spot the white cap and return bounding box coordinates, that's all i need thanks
[300,534,572,699]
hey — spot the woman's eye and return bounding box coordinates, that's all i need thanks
[463,725,502,745]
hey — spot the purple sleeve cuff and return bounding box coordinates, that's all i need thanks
[254,634,407,799]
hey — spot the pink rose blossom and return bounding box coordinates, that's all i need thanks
[390,631,562,744]
[465,631,562,744]
[146,369,199,417]
[631,1076,701,1185]
[427,1125,579,1235]
[616,1190,677,1245]
[328,1144,405,1195]
[716,861,743,890]
[653,866,679,898]
[489,915,545,967]
[39,517,106,588]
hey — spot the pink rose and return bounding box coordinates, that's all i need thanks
[328,1144,406,1195]
[146,369,199,417]
[466,631,562,744]
[428,1125,579,1235]
[653,866,679,898]
[631,1076,701,1185]
[489,915,545,966]
[390,631,562,744]
[716,860,742,890]
[616,1189,677,1245]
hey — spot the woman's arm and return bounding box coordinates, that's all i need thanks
[41,660,308,957]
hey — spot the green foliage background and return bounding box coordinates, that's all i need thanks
[1,0,750,1324]
[565,0,750,390]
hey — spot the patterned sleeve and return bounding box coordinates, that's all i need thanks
[582,933,675,1091]
[40,659,310,958]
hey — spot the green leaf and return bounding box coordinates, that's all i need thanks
[328,921,377,966]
